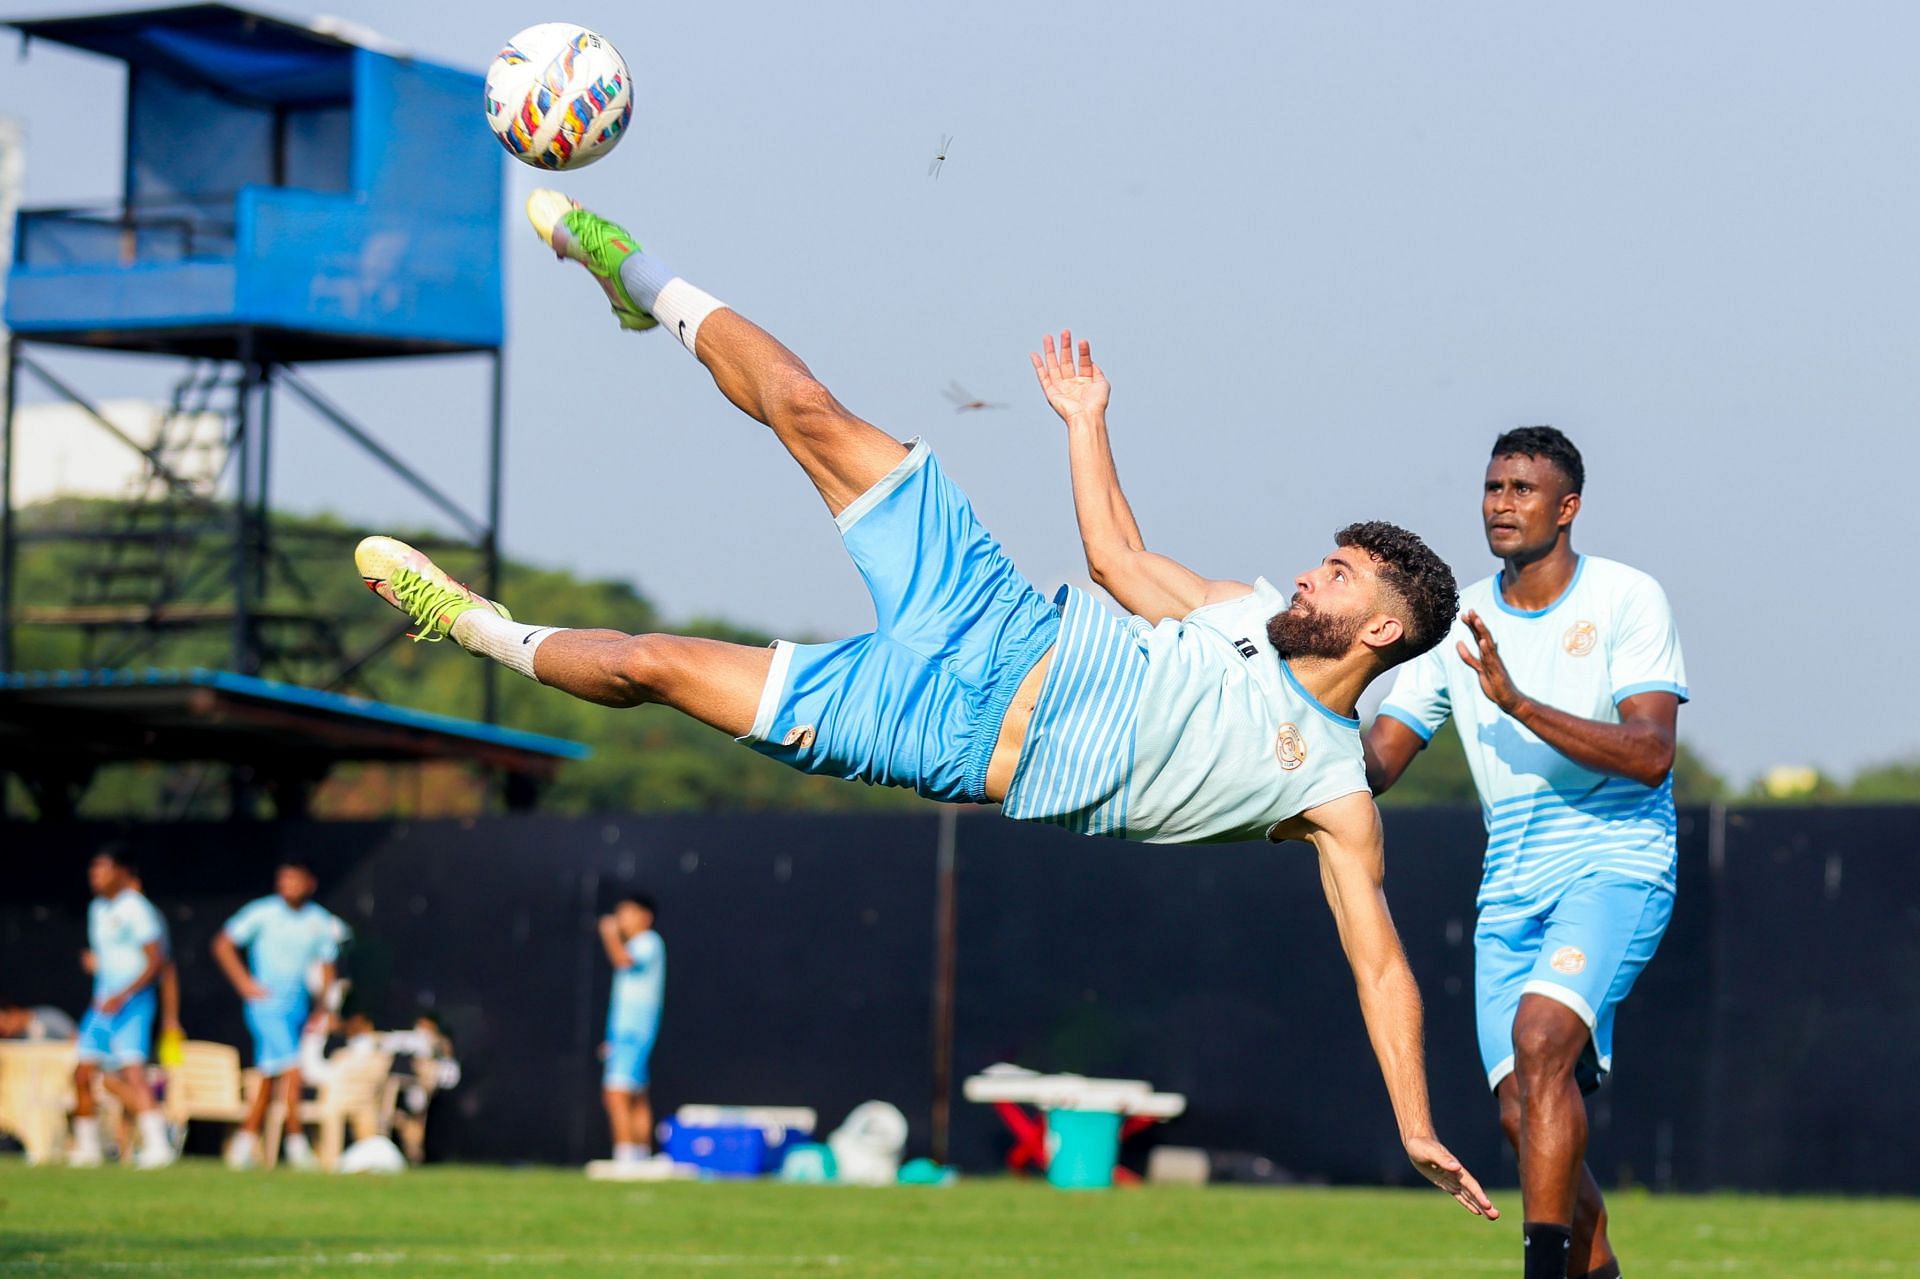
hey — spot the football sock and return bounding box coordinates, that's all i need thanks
[614,1142,643,1163]
[1573,1262,1621,1279]
[136,1109,169,1152]
[71,1116,101,1153]
[616,251,726,356]
[450,610,563,681]
[1524,1223,1572,1279]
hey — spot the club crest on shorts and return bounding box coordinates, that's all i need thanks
[1274,722,1308,771]
[1550,945,1587,974]
[1563,621,1598,657]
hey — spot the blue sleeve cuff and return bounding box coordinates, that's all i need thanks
[1378,704,1438,742]
[1613,681,1689,706]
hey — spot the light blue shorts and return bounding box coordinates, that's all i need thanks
[75,988,156,1069]
[744,440,1060,803]
[1476,874,1674,1092]
[603,1030,656,1092]
[244,990,310,1076]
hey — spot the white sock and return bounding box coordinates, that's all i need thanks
[285,1132,312,1157]
[72,1116,101,1152]
[137,1109,169,1152]
[651,278,727,357]
[614,1142,642,1163]
[228,1130,257,1160]
[451,610,564,681]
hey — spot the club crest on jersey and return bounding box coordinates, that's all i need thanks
[1550,945,1587,974]
[1274,722,1308,771]
[1563,621,1598,657]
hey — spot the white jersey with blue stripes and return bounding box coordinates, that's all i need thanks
[1004,579,1371,843]
[1378,555,1689,915]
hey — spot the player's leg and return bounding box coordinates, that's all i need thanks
[1497,1082,1617,1279]
[280,1069,317,1169]
[526,191,909,518]
[355,538,772,736]
[1511,876,1674,1279]
[630,1088,654,1157]
[1510,994,1595,1278]
[69,1057,104,1166]
[602,1088,635,1155]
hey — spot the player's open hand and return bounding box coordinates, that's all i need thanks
[1457,610,1530,716]
[1404,1135,1499,1219]
[1030,330,1110,424]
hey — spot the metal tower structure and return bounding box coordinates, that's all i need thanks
[1,4,508,725]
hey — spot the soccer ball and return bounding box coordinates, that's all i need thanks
[484,23,633,171]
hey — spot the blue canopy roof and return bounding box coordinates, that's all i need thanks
[5,4,360,106]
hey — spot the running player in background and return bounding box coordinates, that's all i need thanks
[597,894,665,1163]
[212,861,348,1170]
[1366,427,1687,1279]
[69,847,176,1168]
[352,192,1492,1218]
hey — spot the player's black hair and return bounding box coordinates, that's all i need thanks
[93,842,136,875]
[1334,521,1459,662]
[1492,425,1584,495]
[278,859,315,877]
[619,892,658,921]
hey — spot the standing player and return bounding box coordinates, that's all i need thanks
[212,861,347,1170]
[352,192,1495,1218]
[69,848,176,1168]
[1365,427,1687,1279]
[597,894,665,1163]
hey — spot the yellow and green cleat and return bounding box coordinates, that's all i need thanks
[526,189,658,331]
[355,535,510,642]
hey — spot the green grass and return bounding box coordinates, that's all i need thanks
[1,1162,1916,1277]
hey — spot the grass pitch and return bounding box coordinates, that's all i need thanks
[1,1162,1915,1277]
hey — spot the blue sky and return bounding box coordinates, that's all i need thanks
[3,0,1916,781]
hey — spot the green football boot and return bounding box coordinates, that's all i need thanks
[526,188,659,331]
[355,535,511,642]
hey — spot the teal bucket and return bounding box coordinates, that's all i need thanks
[1045,1109,1122,1189]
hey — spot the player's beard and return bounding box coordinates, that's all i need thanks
[1266,597,1363,660]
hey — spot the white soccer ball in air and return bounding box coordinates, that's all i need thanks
[484,23,633,171]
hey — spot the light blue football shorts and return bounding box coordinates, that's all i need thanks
[1476,873,1674,1093]
[75,987,157,1069]
[603,1028,657,1092]
[244,988,310,1076]
[742,439,1061,803]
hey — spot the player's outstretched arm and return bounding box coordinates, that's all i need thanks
[597,916,634,970]
[1030,331,1249,621]
[1305,792,1499,1220]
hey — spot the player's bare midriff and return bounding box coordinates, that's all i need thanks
[983,645,1055,802]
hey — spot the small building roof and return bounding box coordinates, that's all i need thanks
[0,666,589,779]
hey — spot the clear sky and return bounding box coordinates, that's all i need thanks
[2,0,1915,781]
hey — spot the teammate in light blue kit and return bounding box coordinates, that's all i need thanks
[1368,427,1686,1279]
[70,847,176,1168]
[596,894,665,1162]
[355,197,1500,1219]
[212,861,347,1170]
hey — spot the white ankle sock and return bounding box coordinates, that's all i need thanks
[72,1116,101,1151]
[652,278,727,356]
[137,1109,169,1151]
[451,609,564,681]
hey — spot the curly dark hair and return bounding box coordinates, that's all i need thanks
[1334,521,1459,662]
[1492,425,1584,495]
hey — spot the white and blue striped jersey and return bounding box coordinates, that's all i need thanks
[1004,580,1371,843]
[607,930,665,1038]
[88,889,164,1003]
[1378,555,1688,915]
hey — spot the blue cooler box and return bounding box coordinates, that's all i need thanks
[660,1107,815,1177]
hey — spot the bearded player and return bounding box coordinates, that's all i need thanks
[354,191,1494,1219]
[1367,427,1687,1278]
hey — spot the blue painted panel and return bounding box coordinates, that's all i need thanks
[4,262,237,332]
[236,188,503,348]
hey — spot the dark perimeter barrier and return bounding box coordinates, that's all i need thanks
[3,805,1914,1191]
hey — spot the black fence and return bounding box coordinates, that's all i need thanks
[3,805,1915,1193]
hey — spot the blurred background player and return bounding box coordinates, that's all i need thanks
[0,998,76,1042]
[1365,427,1687,1279]
[597,894,664,1163]
[69,847,176,1168]
[212,861,347,1170]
